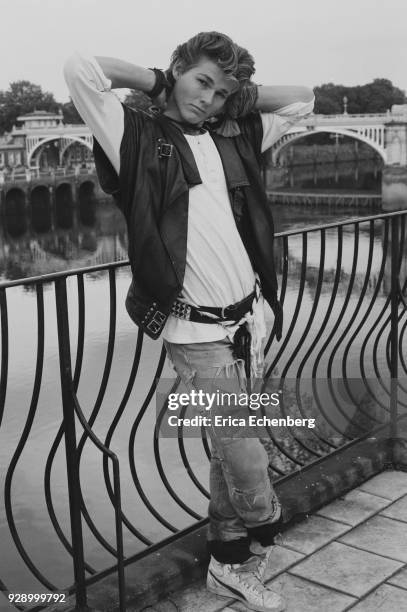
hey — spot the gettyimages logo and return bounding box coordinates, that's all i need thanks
[167,388,282,411]
[156,379,323,438]
[156,377,391,439]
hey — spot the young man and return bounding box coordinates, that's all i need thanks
[64,31,314,612]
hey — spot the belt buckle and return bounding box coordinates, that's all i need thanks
[222,303,236,320]
[146,309,166,334]
[158,141,174,158]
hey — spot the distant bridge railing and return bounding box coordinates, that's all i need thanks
[301,112,390,123]
[0,167,96,185]
[0,211,406,610]
[296,110,407,126]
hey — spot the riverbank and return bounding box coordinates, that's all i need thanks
[267,190,381,208]
[277,142,379,165]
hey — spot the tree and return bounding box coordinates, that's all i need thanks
[314,78,406,115]
[0,80,58,134]
[361,78,405,113]
[314,83,346,114]
[123,89,152,111]
[61,99,84,124]
[314,92,343,115]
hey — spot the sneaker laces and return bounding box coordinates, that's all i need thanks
[255,548,272,579]
[230,557,267,596]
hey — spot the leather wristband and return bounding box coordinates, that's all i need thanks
[148,68,170,99]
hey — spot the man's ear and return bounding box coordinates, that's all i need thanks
[172,60,184,81]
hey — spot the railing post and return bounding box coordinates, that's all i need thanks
[390,215,399,459]
[55,278,89,611]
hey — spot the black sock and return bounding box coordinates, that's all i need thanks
[248,515,285,546]
[208,537,251,564]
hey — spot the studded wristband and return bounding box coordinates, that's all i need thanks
[148,68,170,99]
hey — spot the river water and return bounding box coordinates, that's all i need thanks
[0,156,402,601]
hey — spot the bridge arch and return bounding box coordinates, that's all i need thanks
[78,180,95,198]
[272,128,387,164]
[5,188,26,211]
[31,186,52,233]
[27,136,93,166]
[55,183,73,229]
[31,185,50,206]
[4,188,27,237]
[59,138,94,166]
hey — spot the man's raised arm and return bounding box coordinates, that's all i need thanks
[254,85,315,153]
[63,52,127,174]
[93,56,156,91]
[64,53,163,175]
[256,85,314,113]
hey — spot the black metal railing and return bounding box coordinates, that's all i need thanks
[0,210,406,611]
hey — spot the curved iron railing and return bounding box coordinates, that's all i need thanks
[0,210,406,611]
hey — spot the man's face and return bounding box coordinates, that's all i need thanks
[166,57,237,125]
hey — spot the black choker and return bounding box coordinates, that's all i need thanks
[164,116,206,136]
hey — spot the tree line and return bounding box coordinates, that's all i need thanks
[314,78,406,114]
[0,77,405,136]
[0,81,83,135]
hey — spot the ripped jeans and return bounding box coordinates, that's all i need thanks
[164,338,281,564]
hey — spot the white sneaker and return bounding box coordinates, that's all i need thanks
[249,541,275,581]
[207,556,285,612]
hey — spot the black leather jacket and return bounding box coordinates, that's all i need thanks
[94,105,282,340]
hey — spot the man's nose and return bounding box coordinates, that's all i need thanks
[201,89,215,106]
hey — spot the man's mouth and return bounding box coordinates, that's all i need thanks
[190,105,204,115]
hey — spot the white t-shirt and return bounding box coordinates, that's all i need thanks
[64,53,314,343]
[164,130,257,342]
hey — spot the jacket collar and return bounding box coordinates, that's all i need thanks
[154,114,249,191]
[153,114,201,187]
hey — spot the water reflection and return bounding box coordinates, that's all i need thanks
[285,158,382,192]
[277,136,383,193]
[0,189,128,282]
[0,193,380,282]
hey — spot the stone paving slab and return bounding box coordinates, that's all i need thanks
[140,602,179,612]
[154,581,230,612]
[289,541,402,597]
[380,494,407,522]
[142,546,305,611]
[358,470,407,500]
[274,514,350,555]
[339,515,407,562]
[262,545,305,582]
[316,488,393,525]
[130,471,407,612]
[222,573,356,612]
[387,566,407,590]
[349,583,407,611]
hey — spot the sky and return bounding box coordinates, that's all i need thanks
[1,0,406,102]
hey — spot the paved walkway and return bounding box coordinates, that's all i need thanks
[145,470,407,612]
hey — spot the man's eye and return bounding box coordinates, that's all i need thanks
[198,78,208,86]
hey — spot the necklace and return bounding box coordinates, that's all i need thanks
[165,115,206,136]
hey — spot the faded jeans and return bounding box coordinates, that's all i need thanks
[164,338,281,563]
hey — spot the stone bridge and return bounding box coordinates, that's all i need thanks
[13,107,407,170]
[0,170,106,213]
[270,107,407,166]
[270,105,407,209]
[13,123,94,168]
[3,107,407,209]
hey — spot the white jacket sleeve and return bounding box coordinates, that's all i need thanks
[63,52,124,174]
[261,97,315,153]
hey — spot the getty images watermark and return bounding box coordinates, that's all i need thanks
[157,377,389,438]
[156,386,316,437]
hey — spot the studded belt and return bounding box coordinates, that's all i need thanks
[170,290,256,325]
